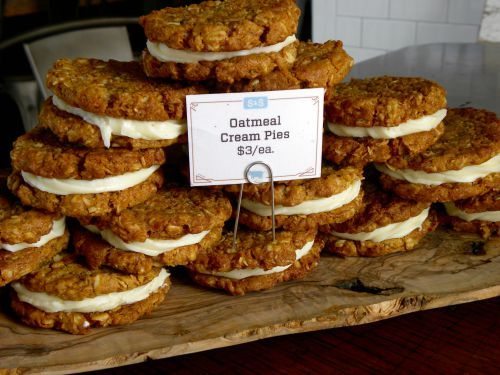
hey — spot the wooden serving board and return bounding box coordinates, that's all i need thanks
[0,229,499,374]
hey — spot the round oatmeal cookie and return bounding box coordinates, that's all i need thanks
[141,40,297,83]
[320,184,437,257]
[224,165,362,206]
[323,121,444,167]
[443,189,499,239]
[11,127,165,179]
[0,194,69,285]
[217,40,354,93]
[322,211,438,257]
[224,166,364,231]
[140,0,300,52]
[73,188,231,271]
[325,76,447,127]
[84,188,232,242]
[8,169,164,217]
[46,58,205,121]
[39,99,187,149]
[238,190,364,231]
[187,230,323,295]
[10,255,170,334]
[72,225,222,274]
[378,108,500,202]
[386,108,499,171]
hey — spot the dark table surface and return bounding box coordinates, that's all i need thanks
[93,43,500,374]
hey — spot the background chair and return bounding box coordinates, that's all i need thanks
[0,17,137,131]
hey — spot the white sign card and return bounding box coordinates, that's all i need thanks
[187,88,324,187]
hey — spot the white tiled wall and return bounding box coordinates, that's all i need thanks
[312,0,486,63]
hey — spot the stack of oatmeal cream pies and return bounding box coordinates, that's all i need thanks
[0,0,498,335]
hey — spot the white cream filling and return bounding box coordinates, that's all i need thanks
[147,35,297,63]
[21,165,159,195]
[0,217,65,252]
[206,240,314,280]
[375,154,500,186]
[12,268,169,313]
[242,179,361,217]
[444,202,500,222]
[85,225,210,257]
[52,96,186,148]
[329,207,430,243]
[327,109,447,139]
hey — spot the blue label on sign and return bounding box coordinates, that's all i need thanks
[243,96,268,109]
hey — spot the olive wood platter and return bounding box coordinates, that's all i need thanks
[0,230,499,374]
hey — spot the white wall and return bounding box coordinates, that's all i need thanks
[312,0,486,63]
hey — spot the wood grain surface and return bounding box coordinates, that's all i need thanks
[0,229,499,374]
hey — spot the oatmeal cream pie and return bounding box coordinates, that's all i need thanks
[8,127,164,217]
[320,183,437,257]
[217,40,353,95]
[140,0,300,83]
[323,76,447,167]
[188,229,323,295]
[0,194,69,286]
[74,188,232,274]
[10,254,170,334]
[224,165,364,231]
[443,189,499,239]
[42,58,206,149]
[377,108,500,202]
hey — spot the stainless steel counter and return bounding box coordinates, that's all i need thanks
[349,43,500,115]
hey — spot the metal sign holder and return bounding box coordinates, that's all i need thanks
[233,161,276,251]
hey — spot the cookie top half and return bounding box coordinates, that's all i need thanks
[81,188,232,242]
[0,194,61,245]
[322,183,430,234]
[452,188,499,213]
[219,40,353,93]
[15,254,163,300]
[140,0,300,51]
[326,76,447,127]
[11,127,165,180]
[190,229,317,272]
[46,58,206,121]
[224,165,363,206]
[387,108,500,172]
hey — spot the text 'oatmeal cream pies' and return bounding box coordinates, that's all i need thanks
[74,188,232,274]
[377,108,500,202]
[0,194,69,286]
[224,165,364,231]
[43,58,206,149]
[320,183,438,257]
[187,229,324,295]
[140,0,300,83]
[10,254,171,334]
[323,76,447,167]
[443,188,499,239]
[8,127,164,217]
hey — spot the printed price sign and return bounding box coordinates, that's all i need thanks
[187,88,324,186]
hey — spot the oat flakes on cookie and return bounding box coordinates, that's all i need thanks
[323,76,447,167]
[224,165,364,231]
[10,254,170,334]
[320,183,438,257]
[74,187,232,274]
[443,188,499,239]
[187,229,323,295]
[140,0,300,83]
[42,58,207,149]
[8,127,164,217]
[217,40,353,95]
[377,108,500,202]
[0,194,69,286]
